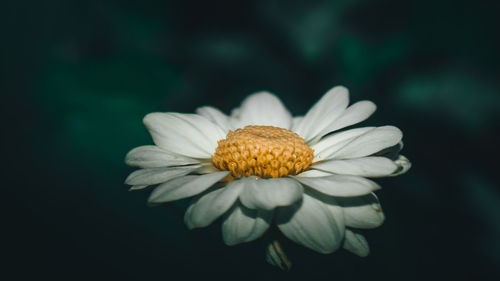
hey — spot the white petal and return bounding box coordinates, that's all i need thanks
[184,180,245,229]
[125,145,199,168]
[148,171,230,203]
[312,127,375,162]
[293,86,349,141]
[195,106,231,133]
[292,174,380,197]
[337,193,385,229]
[317,100,376,137]
[277,194,344,254]
[143,113,226,159]
[311,157,398,177]
[222,203,272,246]
[125,165,200,185]
[239,177,303,211]
[236,91,292,129]
[292,116,304,129]
[343,229,370,257]
[330,126,403,159]
[390,155,411,176]
[228,107,242,129]
[296,170,333,178]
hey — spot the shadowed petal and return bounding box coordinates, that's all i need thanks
[277,194,344,254]
[343,229,370,257]
[336,193,385,229]
[184,180,245,229]
[239,177,303,211]
[222,202,272,246]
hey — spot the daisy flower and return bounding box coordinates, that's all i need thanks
[125,86,410,269]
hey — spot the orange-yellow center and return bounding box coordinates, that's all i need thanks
[212,125,314,178]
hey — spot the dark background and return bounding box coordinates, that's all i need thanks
[4,0,499,280]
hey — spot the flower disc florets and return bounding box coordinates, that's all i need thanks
[212,125,314,178]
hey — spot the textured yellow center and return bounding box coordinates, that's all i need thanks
[212,125,314,178]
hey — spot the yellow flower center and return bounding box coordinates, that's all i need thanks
[212,125,314,178]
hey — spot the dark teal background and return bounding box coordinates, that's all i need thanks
[4,0,499,280]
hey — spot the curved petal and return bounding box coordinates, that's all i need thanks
[374,141,403,160]
[222,202,272,246]
[330,126,403,159]
[143,112,226,159]
[195,106,231,133]
[390,155,411,176]
[316,100,376,138]
[312,127,375,162]
[236,91,292,129]
[292,174,380,197]
[184,180,245,229]
[311,157,398,177]
[148,171,230,203]
[336,193,385,229]
[239,177,303,211]
[129,185,148,191]
[277,194,344,254]
[343,229,370,257]
[293,86,349,141]
[124,165,200,185]
[125,145,199,168]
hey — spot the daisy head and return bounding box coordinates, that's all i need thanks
[125,86,411,267]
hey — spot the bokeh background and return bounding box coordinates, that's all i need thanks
[5,0,499,280]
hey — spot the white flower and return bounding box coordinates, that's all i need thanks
[125,86,410,262]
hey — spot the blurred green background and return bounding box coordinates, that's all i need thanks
[4,0,499,280]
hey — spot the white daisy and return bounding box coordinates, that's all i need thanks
[125,86,411,269]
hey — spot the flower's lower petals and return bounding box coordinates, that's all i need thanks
[343,229,370,257]
[184,180,245,229]
[293,174,380,197]
[337,194,385,229]
[222,203,272,246]
[277,194,344,254]
[239,177,303,210]
[148,171,229,203]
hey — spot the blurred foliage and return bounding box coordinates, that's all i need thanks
[5,0,500,280]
